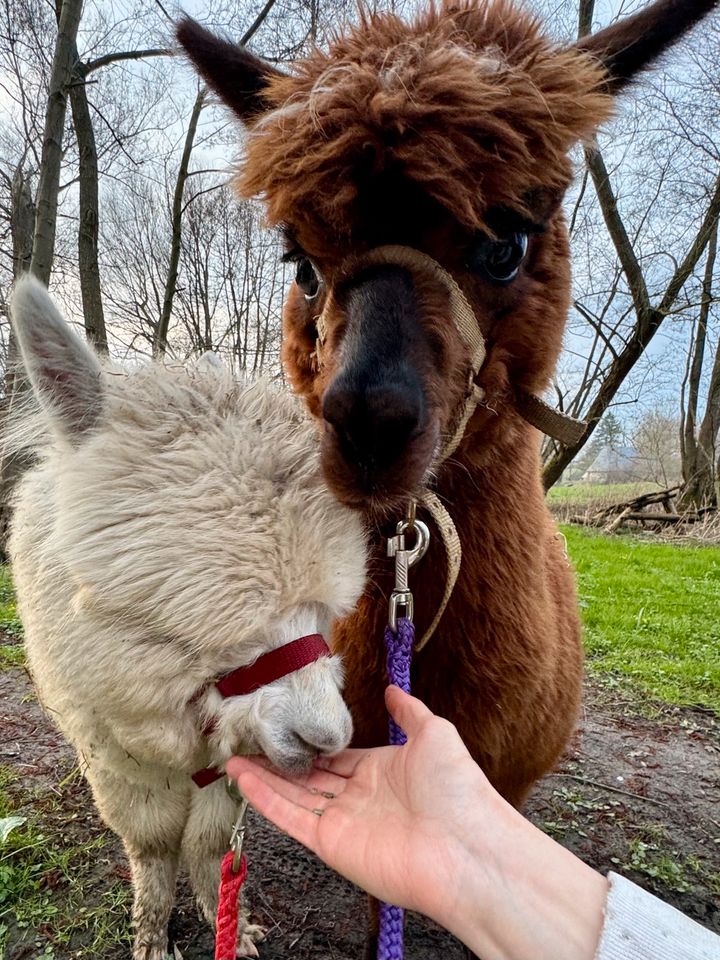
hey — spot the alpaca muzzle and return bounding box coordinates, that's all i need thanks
[321,263,430,492]
[192,633,331,787]
[316,244,586,457]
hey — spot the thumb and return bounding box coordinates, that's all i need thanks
[385,686,434,736]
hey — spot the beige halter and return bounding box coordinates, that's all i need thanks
[314,244,586,649]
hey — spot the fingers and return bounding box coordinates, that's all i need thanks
[231,767,323,851]
[384,685,434,735]
[225,757,347,807]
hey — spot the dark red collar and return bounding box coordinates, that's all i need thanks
[192,633,330,787]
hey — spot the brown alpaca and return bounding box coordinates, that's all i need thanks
[177,0,717,808]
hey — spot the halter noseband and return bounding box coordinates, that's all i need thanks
[315,243,586,451]
[192,633,331,787]
[314,245,586,649]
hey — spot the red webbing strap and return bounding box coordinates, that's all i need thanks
[192,634,331,788]
[192,767,224,788]
[216,634,329,697]
[215,851,247,960]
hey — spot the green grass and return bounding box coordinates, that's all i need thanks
[0,567,23,640]
[0,766,131,957]
[546,483,664,524]
[564,525,720,712]
[0,644,24,670]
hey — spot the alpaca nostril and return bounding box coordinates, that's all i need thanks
[323,380,424,471]
[322,384,355,434]
[293,725,349,755]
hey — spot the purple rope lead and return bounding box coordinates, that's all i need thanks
[384,617,414,745]
[377,616,415,960]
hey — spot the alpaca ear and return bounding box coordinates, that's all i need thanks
[176,17,285,121]
[10,276,103,438]
[576,0,718,93]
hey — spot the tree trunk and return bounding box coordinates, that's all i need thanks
[11,164,34,279]
[154,89,205,357]
[8,163,36,395]
[543,169,720,491]
[678,219,720,509]
[1,165,37,554]
[70,56,108,353]
[30,0,83,284]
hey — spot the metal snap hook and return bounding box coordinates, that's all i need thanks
[393,518,430,568]
[226,778,249,873]
[387,519,430,631]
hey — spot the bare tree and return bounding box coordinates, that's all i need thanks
[542,0,720,489]
[679,219,720,507]
[30,0,83,284]
[633,409,682,487]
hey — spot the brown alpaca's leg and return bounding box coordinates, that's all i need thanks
[182,780,265,957]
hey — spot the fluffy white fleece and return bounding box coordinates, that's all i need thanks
[7,276,367,959]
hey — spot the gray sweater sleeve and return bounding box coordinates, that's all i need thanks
[595,873,720,960]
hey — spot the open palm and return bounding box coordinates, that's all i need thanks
[226,686,500,922]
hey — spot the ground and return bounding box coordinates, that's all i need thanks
[2,667,718,959]
[546,482,663,525]
[2,528,720,958]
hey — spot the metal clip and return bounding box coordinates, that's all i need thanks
[227,778,249,873]
[387,518,430,632]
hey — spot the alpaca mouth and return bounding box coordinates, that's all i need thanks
[262,727,350,775]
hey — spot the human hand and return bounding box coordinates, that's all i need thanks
[226,685,501,921]
[226,686,608,960]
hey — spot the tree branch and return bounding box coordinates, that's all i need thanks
[585,146,652,321]
[83,48,170,75]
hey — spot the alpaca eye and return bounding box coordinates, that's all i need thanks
[295,258,320,299]
[469,232,529,284]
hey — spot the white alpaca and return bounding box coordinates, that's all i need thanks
[7,277,367,959]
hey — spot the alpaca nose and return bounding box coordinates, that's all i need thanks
[295,726,349,756]
[322,376,424,473]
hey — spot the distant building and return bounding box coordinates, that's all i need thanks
[582,445,643,483]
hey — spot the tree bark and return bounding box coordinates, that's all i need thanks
[7,164,36,396]
[30,0,83,284]
[154,88,205,357]
[678,219,720,508]
[70,56,108,353]
[1,164,38,553]
[11,164,34,280]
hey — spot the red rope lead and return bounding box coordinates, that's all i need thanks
[214,850,247,960]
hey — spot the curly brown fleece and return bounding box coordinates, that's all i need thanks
[237,0,614,244]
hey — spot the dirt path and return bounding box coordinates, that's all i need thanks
[2,665,718,959]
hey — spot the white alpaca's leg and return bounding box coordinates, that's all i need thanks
[126,849,179,960]
[182,781,265,958]
[86,765,188,960]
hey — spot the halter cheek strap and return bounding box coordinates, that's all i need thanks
[192,633,330,787]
